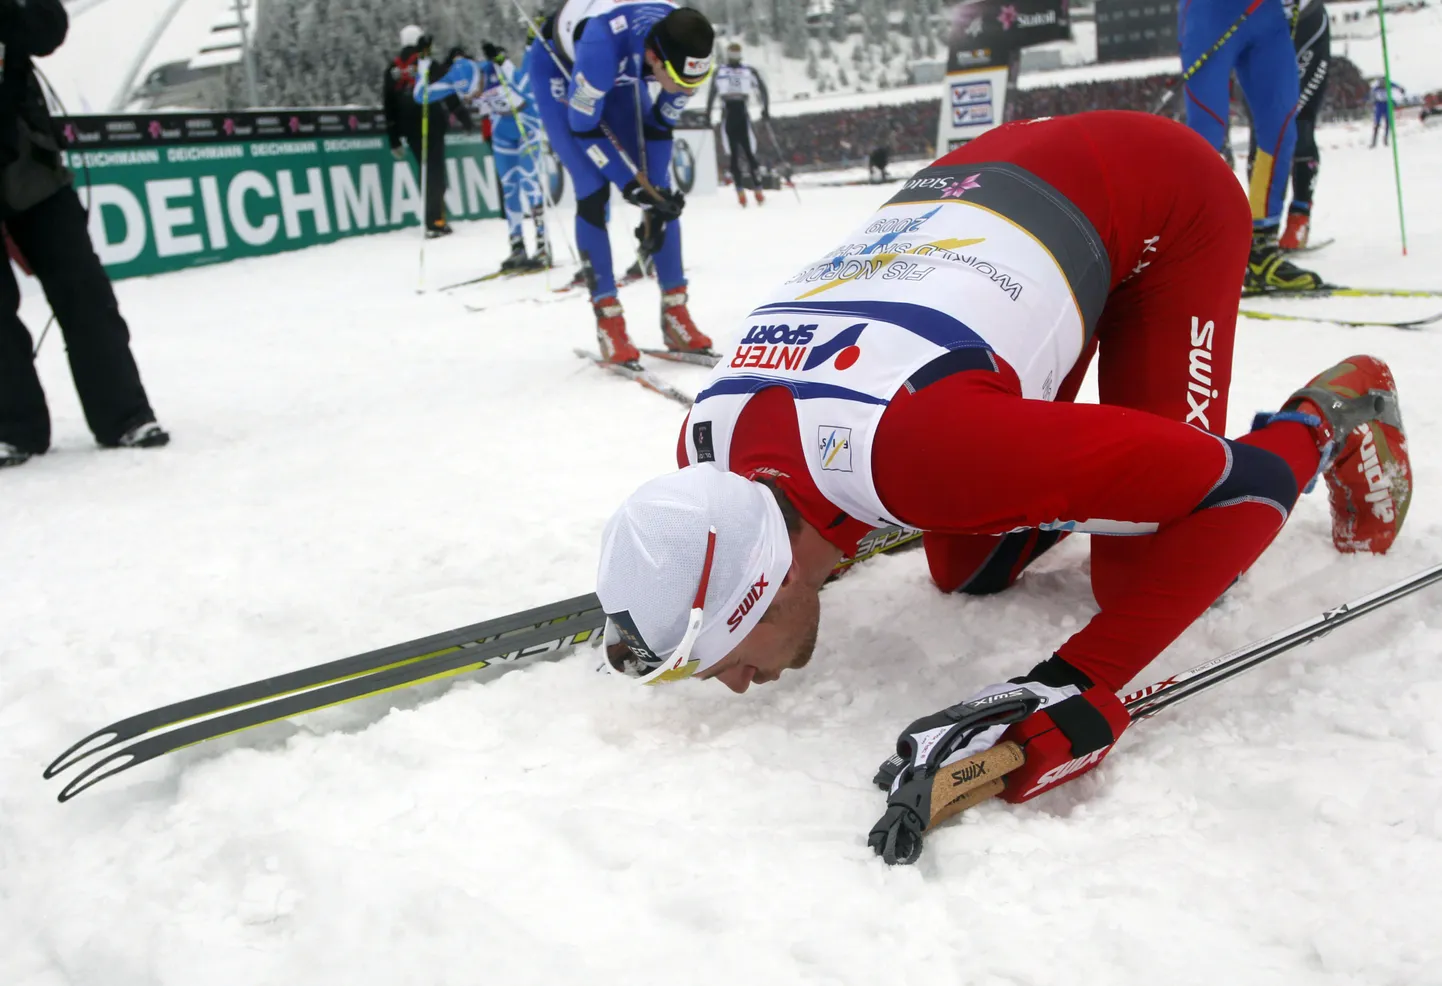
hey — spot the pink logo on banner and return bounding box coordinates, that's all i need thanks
[941,174,983,198]
[348,114,359,130]
[148,120,163,138]
[223,118,236,135]
[289,116,300,132]
[63,124,76,142]
[997,4,1018,29]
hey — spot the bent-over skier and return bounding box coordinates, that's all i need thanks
[531,0,716,365]
[593,111,1413,857]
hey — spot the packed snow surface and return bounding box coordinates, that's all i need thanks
[4,119,1442,985]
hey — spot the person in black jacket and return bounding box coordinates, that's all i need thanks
[0,0,168,468]
[383,25,473,236]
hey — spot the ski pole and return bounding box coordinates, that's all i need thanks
[878,558,1442,861]
[418,56,431,293]
[1154,0,1265,114]
[33,315,55,357]
[632,82,657,278]
[1123,559,1442,719]
[1375,0,1409,255]
[762,116,801,202]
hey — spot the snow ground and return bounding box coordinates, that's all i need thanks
[4,120,1442,986]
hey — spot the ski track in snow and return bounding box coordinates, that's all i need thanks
[4,122,1442,986]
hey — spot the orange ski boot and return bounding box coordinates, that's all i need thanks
[660,289,713,353]
[754,186,766,205]
[594,296,641,364]
[1279,211,1311,251]
[1278,356,1411,553]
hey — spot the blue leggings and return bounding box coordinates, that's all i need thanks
[1179,0,1299,229]
[530,40,685,299]
[492,135,544,240]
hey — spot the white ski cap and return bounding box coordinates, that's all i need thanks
[400,24,424,47]
[597,464,793,683]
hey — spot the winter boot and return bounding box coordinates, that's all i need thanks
[0,441,33,468]
[594,296,641,365]
[1245,227,1322,293]
[425,220,453,239]
[500,236,529,270]
[532,238,551,269]
[660,289,714,353]
[108,420,170,449]
[1279,212,1311,251]
[1272,356,1411,554]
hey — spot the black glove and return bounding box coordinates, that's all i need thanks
[621,180,685,222]
[867,686,1042,865]
[481,41,505,62]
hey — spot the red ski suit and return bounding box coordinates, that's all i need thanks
[679,112,1321,692]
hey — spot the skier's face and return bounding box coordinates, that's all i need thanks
[697,574,820,694]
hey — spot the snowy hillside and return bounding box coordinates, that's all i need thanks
[3,116,1441,984]
[39,0,248,112]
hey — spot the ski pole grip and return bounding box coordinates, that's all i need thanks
[925,740,1024,831]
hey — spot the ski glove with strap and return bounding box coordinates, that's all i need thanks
[622,181,685,222]
[868,655,1130,865]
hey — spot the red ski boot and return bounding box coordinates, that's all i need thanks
[1283,356,1411,554]
[754,186,766,205]
[594,296,641,364]
[1279,211,1311,251]
[737,188,748,208]
[660,289,713,353]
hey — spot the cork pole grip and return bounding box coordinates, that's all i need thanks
[925,740,1025,831]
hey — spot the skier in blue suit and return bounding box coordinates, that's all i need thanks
[531,0,716,365]
[1178,0,1321,292]
[477,41,550,270]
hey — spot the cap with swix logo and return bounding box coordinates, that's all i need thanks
[647,8,716,88]
[597,464,792,684]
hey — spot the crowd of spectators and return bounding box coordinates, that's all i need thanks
[763,102,937,170]
[738,56,1375,173]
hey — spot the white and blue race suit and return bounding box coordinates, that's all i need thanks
[683,165,1102,527]
[476,50,546,240]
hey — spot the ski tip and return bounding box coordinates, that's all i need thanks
[43,729,124,779]
[55,750,141,803]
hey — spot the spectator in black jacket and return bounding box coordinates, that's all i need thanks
[0,0,167,468]
[383,25,472,236]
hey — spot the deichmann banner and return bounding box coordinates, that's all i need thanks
[59,110,504,280]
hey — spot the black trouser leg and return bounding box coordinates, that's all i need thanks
[1290,16,1328,214]
[725,112,752,189]
[8,186,154,446]
[1290,118,1319,213]
[406,130,448,226]
[0,231,50,452]
[426,129,447,226]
